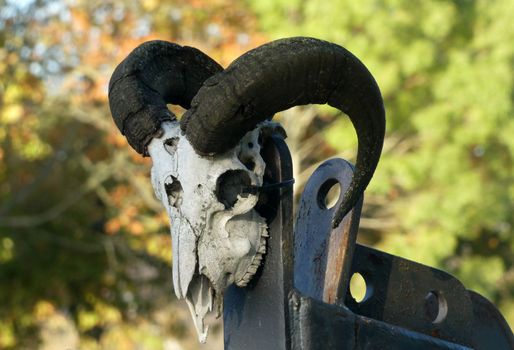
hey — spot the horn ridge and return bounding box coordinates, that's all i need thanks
[108,40,223,155]
[182,37,386,226]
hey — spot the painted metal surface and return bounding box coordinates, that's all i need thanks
[291,157,514,349]
[346,244,514,349]
[290,291,472,350]
[294,158,363,305]
[223,154,513,349]
[223,133,294,350]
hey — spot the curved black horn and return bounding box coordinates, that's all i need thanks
[108,40,223,155]
[181,37,385,228]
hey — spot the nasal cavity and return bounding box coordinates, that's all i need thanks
[216,170,252,209]
[164,175,183,208]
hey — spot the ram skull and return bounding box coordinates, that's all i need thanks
[108,37,385,342]
[147,120,279,341]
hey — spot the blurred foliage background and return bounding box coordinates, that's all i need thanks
[0,0,512,348]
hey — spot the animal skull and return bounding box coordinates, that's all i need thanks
[148,120,277,342]
[108,38,385,344]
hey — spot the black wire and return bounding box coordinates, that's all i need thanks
[245,178,295,194]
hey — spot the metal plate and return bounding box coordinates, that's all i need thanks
[225,153,514,349]
[223,134,294,350]
[346,244,514,349]
[290,291,472,350]
[294,158,362,304]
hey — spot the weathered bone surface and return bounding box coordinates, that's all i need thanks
[148,120,276,342]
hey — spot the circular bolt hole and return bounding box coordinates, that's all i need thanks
[425,291,448,324]
[350,272,370,303]
[317,179,341,209]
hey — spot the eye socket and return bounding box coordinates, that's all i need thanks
[215,170,252,209]
[164,137,179,155]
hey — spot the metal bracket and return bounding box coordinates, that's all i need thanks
[223,136,514,349]
[293,158,514,349]
[223,133,294,350]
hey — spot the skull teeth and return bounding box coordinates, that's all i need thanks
[235,224,268,287]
